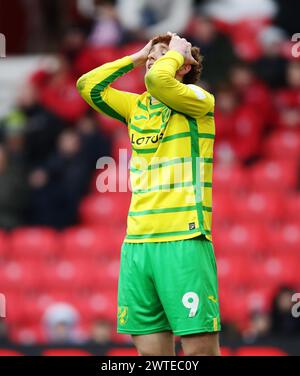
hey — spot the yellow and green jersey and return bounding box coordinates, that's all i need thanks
[77,50,215,243]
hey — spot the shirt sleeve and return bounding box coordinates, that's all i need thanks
[145,50,215,118]
[76,56,139,125]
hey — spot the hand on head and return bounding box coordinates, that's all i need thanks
[167,32,198,66]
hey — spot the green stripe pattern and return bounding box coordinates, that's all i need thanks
[188,118,205,234]
[90,64,134,124]
[126,228,211,240]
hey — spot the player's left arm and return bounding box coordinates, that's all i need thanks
[145,51,214,118]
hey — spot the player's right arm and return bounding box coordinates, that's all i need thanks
[77,40,153,124]
[76,56,138,125]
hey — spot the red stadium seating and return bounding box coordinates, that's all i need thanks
[284,194,300,221]
[9,228,59,260]
[264,131,300,161]
[43,349,91,356]
[217,255,249,286]
[10,324,46,344]
[232,192,283,223]
[75,46,121,75]
[249,160,298,192]
[111,132,132,162]
[235,346,288,356]
[249,256,299,287]
[39,260,96,291]
[0,349,24,356]
[212,192,235,223]
[79,193,131,226]
[0,261,41,292]
[177,347,233,356]
[214,223,266,256]
[96,114,124,137]
[60,226,123,259]
[72,291,118,323]
[219,288,249,326]
[265,222,300,255]
[106,348,139,356]
[213,163,249,193]
[112,68,145,94]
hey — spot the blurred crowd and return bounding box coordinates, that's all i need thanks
[0,0,300,346]
[0,0,299,229]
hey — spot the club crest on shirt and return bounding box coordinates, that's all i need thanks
[189,222,196,230]
[118,306,128,325]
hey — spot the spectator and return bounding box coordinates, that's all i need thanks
[273,0,300,37]
[16,83,64,167]
[0,319,10,345]
[28,129,91,229]
[270,286,300,336]
[89,318,113,345]
[202,0,277,23]
[42,303,85,344]
[31,55,88,122]
[243,311,272,343]
[214,85,263,164]
[254,26,287,88]
[0,145,28,230]
[116,0,193,40]
[76,112,112,171]
[274,61,300,130]
[230,62,272,125]
[185,14,237,86]
[77,0,122,47]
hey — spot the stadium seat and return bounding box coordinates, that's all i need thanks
[232,192,283,222]
[75,46,121,75]
[213,164,248,193]
[39,260,97,291]
[42,349,91,356]
[212,192,235,223]
[121,42,146,57]
[284,194,300,221]
[79,193,131,226]
[0,349,24,356]
[112,68,145,94]
[249,160,298,192]
[235,346,287,356]
[249,256,299,287]
[3,293,29,324]
[10,324,46,345]
[244,287,275,313]
[0,261,41,292]
[96,113,123,137]
[217,255,249,286]
[219,288,250,326]
[265,222,300,255]
[264,131,300,161]
[60,226,123,259]
[70,289,117,323]
[111,132,132,162]
[106,348,139,356]
[9,228,59,259]
[220,347,233,356]
[177,347,233,356]
[214,223,266,256]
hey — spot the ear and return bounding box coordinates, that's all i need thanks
[178,64,192,76]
